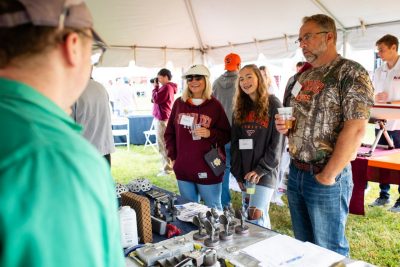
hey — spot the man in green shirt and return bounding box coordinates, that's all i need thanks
[0,1,125,267]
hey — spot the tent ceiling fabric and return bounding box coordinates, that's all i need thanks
[86,0,400,68]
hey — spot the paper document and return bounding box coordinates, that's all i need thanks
[295,242,345,267]
[241,234,345,267]
[175,202,214,222]
[241,234,305,266]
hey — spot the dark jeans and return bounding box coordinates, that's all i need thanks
[375,129,400,199]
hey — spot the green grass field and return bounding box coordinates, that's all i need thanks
[111,141,400,267]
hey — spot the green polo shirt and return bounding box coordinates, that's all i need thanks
[0,78,124,267]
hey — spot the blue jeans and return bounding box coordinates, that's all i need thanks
[221,143,232,208]
[287,163,353,256]
[242,185,275,228]
[375,129,400,199]
[177,180,222,210]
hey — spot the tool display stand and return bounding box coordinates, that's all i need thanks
[358,119,394,157]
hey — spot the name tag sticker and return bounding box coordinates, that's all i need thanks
[292,81,302,97]
[180,115,194,127]
[198,172,208,179]
[239,139,253,150]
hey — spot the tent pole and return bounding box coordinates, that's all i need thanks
[342,31,347,57]
[163,47,167,67]
[184,0,205,51]
[310,0,346,31]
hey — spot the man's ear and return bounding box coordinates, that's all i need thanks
[326,32,335,43]
[62,32,81,66]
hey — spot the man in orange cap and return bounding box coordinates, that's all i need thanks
[212,53,241,209]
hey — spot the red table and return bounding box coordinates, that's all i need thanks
[350,147,400,215]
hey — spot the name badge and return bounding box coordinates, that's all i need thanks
[198,172,208,179]
[180,115,194,127]
[292,81,302,97]
[239,139,253,150]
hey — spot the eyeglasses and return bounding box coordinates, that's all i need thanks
[76,30,107,53]
[61,29,106,54]
[295,31,328,44]
[186,75,204,82]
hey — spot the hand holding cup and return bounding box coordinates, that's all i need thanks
[276,107,294,134]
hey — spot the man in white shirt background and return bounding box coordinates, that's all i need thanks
[369,34,400,212]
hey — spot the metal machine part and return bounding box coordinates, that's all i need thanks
[136,237,193,266]
[192,214,208,241]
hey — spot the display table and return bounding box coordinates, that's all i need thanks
[113,114,155,145]
[350,147,400,215]
[124,187,373,267]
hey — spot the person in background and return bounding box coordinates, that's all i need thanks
[114,77,137,115]
[72,76,115,165]
[105,79,116,112]
[231,64,284,228]
[259,65,281,100]
[165,65,230,210]
[274,60,309,205]
[152,68,177,176]
[212,52,241,208]
[275,14,374,256]
[0,0,125,267]
[369,34,400,212]
[283,61,311,107]
[296,61,305,72]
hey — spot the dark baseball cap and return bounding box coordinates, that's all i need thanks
[0,0,105,46]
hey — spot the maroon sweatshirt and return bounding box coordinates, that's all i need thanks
[164,96,231,184]
[152,82,177,120]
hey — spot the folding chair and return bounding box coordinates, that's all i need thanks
[112,116,130,151]
[143,118,158,152]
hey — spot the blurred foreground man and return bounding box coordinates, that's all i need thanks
[0,1,125,267]
[275,14,374,256]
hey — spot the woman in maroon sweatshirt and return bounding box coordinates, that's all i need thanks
[164,65,231,210]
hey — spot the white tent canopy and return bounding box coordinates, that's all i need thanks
[86,0,400,68]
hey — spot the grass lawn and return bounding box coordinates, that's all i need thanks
[111,144,400,267]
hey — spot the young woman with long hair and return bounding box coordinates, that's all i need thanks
[231,64,284,228]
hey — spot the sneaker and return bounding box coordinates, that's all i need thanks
[388,200,400,213]
[369,197,390,207]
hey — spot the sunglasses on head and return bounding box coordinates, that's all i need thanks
[186,75,204,82]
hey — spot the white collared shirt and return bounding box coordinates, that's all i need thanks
[373,57,400,130]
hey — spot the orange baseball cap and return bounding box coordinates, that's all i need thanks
[224,53,241,71]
